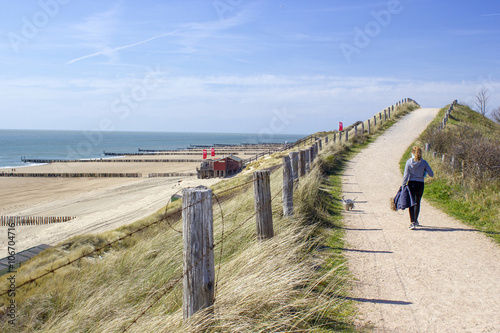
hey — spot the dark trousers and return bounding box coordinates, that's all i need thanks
[408,181,425,223]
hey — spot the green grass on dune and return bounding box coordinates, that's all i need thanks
[400,104,500,243]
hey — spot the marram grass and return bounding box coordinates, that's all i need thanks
[0,101,419,332]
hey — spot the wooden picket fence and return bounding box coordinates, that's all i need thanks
[0,172,142,178]
[1,215,76,226]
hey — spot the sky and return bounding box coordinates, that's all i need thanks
[1,0,499,135]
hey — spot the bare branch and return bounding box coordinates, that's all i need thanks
[473,88,489,116]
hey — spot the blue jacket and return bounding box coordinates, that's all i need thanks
[393,185,416,211]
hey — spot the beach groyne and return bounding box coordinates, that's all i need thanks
[21,158,205,163]
[0,172,142,178]
[148,172,197,177]
[1,215,75,226]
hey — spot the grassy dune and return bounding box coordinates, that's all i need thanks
[0,102,419,332]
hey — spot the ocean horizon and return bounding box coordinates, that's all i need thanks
[0,129,306,169]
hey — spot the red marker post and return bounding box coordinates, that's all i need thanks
[203,149,207,159]
[211,147,215,157]
[339,122,343,131]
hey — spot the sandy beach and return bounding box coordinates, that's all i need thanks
[0,148,267,252]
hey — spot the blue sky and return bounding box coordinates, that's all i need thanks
[1,0,499,135]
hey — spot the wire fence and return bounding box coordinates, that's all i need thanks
[1,98,418,331]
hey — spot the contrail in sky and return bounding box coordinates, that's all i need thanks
[65,30,181,65]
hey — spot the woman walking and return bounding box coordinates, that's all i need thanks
[402,146,434,230]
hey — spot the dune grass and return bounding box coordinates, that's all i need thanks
[0,155,357,332]
[0,101,419,332]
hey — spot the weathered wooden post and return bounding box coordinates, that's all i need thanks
[325,136,328,144]
[361,121,365,134]
[345,130,349,142]
[388,107,391,118]
[379,112,382,120]
[253,170,274,240]
[368,119,371,134]
[425,143,430,152]
[307,146,313,171]
[354,124,358,138]
[298,150,307,177]
[339,131,342,143]
[333,132,337,144]
[384,110,387,121]
[373,115,377,126]
[318,139,322,151]
[289,151,299,180]
[183,186,214,320]
[282,156,293,217]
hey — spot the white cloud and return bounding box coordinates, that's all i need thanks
[2,74,499,133]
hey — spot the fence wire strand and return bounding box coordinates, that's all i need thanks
[0,171,274,297]
[122,181,283,332]
[2,151,298,331]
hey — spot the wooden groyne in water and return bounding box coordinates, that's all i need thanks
[0,172,142,178]
[148,172,197,177]
[21,158,205,163]
[1,216,76,226]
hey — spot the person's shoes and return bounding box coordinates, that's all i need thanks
[415,220,420,227]
[409,223,416,230]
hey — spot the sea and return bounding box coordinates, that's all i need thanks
[0,129,305,169]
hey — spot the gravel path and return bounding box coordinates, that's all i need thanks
[342,108,500,332]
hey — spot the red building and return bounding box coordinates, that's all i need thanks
[197,155,243,179]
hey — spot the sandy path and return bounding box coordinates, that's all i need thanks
[342,108,500,332]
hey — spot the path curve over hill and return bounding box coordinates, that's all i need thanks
[342,108,500,332]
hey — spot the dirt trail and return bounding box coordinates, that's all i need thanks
[342,108,500,332]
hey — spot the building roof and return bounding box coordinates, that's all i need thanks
[213,155,243,162]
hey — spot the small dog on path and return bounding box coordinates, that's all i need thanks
[342,196,357,211]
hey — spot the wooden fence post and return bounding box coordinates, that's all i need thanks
[373,115,377,126]
[289,151,299,180]
[354,124,358,138]
[345,130,349,142]
[325,136,328,144]
[298,150,306,177]
[307,147,313,172]
[368,119,371,134]
[384,110,387,121]
[282,156,293,217]
[183,186,214,320]
[253,170,274,240]
[333,132,336,144]
[361,121,365,134]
